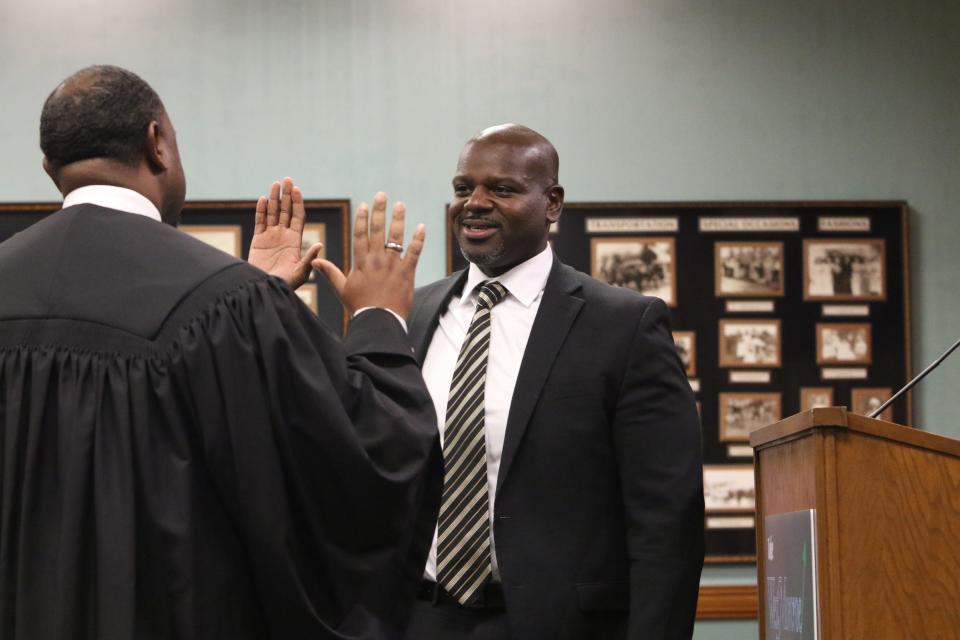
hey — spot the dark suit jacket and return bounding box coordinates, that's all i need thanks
[0,204,440,639]
[408,256,704,640]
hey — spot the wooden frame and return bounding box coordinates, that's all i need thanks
[718,319,782,368]
[803,238,886,301]
[180,224,243,258]
[816,322,873,365]
[714,241,785,298]
[589,236,677,307]
[672,330,697,377]
[719,392,782,442]
[850,387,893,421]
[800,387,834,411]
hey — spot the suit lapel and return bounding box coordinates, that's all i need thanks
[497,258,584,495]
[408,271,468,365]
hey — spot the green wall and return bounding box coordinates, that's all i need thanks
[3,1,958,637]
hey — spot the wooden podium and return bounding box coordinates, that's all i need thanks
[750,407,960,639]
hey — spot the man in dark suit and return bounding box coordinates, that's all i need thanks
[0,65,440,639]
[402,124,705,639]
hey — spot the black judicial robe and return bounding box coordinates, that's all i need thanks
[0,204,442,639]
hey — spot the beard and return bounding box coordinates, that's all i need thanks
[459,237,505,269]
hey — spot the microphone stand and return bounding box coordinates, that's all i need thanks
[869,336,960,419]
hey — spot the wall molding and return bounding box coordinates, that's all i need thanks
[696,584,758,620]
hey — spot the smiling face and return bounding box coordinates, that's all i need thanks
[450,129,563,276]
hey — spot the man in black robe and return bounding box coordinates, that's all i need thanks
[0,65,440,639]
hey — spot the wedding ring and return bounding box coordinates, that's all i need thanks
[384,241,404,252]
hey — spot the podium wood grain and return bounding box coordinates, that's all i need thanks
[751,408,960,639]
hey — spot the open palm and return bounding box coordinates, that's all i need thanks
[248,178,322,290]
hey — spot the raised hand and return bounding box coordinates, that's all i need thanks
[312,192,425,320]
[247,177,323,290]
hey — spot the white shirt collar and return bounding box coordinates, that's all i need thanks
[459,244,554,308]
[62,185,162,223]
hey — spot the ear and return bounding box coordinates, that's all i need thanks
[545,184,564,224]
[143,120,168,174]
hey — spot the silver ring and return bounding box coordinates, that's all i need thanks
[384,241,404,252]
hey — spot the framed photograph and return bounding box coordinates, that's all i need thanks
[301,222,327,259]
[719,393,782,442]
[800,387,834,411]
[816,323,872,365]
[718,319,781,368]
[295,283,318,314]
[851,387,893,422]
[672,331,696,377]
[804,238,886,301]
[590,237,676,306]
[180,224,243,258]
[299,223,328,281]
[703,464,756,513]
[714,241,784,297]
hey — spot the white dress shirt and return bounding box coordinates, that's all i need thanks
[423,244,553,582]
[62,185,162,222]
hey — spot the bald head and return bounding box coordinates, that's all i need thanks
[40,65,165,170]
[463,123,559,186]
[450,123,564,276]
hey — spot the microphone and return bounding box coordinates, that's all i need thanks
[868,337,960,419]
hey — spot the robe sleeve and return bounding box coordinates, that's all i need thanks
[166,273,441,638]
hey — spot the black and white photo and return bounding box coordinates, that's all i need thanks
[715,241,784,297]
[800,387,834,411]
[817,323,872,365]
[851,387,893,421]
[591,237,676,306]
[703,465,756,513]
[804,239,886,301]
[301,222,327,259]
[719,319,781,368]
[299,223,327,281]
[719,392,781,442]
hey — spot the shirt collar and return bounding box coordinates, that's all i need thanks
[62,185,163,223]
[459,244,554,308]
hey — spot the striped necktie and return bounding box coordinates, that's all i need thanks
[436,280,508,605]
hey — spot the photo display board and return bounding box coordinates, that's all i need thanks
[0,200,351,332]
[448,201,912,563]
